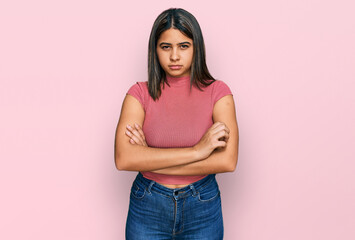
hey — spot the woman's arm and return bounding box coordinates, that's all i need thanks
[126,95,239,175]
[153,95,238,175]
[114,95,229,172]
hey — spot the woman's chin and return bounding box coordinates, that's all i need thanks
[166,71,190,78]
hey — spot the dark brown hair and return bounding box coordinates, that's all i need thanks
[147,8,216,100]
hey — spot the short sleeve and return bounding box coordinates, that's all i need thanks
[126,82,145,110]
[212,80,233,105]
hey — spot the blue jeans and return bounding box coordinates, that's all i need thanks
[125,172,224,239]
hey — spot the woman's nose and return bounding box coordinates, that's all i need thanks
[170,48,180,61]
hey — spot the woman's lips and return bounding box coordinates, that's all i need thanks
[169,65,182,70]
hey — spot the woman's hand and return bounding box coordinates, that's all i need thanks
[193,121,230,160]
[125,123,148,147]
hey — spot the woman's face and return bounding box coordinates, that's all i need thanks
[156,28,194,78]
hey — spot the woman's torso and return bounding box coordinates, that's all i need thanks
[127,76,232,187]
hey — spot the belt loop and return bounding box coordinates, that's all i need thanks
[189,184,197,197]
[146,181,154,194]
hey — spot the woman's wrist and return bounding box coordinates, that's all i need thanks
[191,146,202,162]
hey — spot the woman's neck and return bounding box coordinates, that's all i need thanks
[166,74,191,87]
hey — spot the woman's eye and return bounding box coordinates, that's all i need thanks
[161,45,189,50]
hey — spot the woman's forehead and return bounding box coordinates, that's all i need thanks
[158,29,192,43]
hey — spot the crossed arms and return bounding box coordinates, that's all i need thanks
[114,94,239,175]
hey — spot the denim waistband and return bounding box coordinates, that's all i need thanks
[134,172,216,199]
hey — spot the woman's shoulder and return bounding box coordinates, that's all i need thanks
[209,79,233,104]
[127,81,148,94]
[126,81,149,108]
[210,79,230,87]
[129,81,148,89]
[203,79,232,92]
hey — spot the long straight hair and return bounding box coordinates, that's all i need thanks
[147,8,216,100]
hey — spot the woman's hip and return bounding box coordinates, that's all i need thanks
[126,173,223,239]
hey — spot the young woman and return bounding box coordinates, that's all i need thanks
[115,8,239,239]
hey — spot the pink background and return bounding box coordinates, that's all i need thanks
[1,0,354,239]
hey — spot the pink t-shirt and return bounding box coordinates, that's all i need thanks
[126,74,233,184]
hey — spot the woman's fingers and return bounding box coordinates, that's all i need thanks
[211,122,230,133]
[211,121,223,130]
[126,125,144,145]
[125,129,140,144]
[218,132,230,142]
[212,124,230,146]
[126,123,148,146]
[211,123,230,140]
[217,130,229,141]
[134,123,146,141]
[134,123,148,146]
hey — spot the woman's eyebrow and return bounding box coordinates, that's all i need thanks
[159,41,192,46]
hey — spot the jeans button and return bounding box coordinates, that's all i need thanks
[174,191,178,196]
